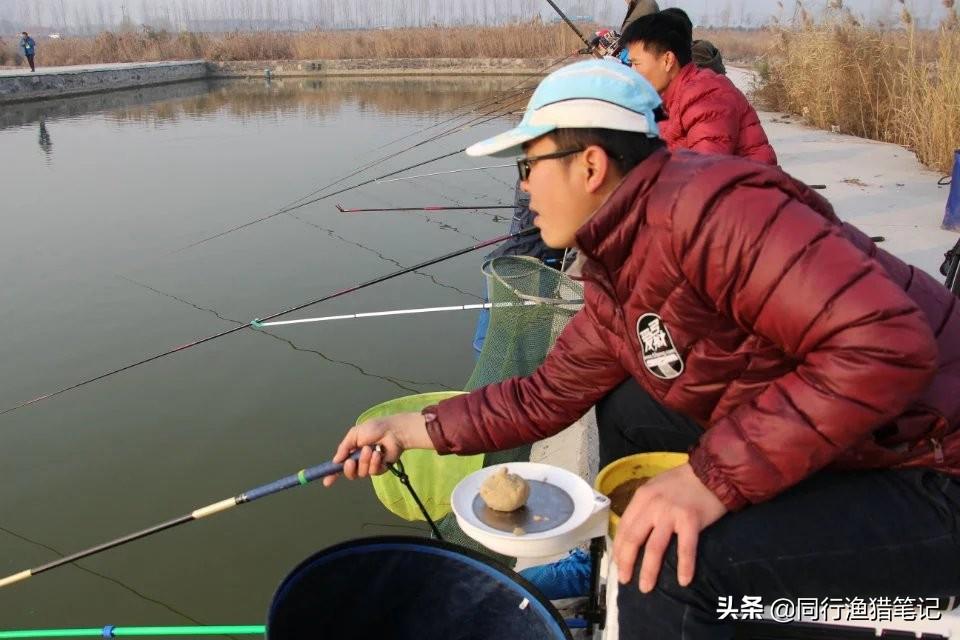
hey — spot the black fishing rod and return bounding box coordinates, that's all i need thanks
[269,55,576,218]
[173,147,466,253]
[0,448,376,589]
[365,50,580,155]
[174,92,532,254]
[1,228,537,417]
[271,87,534,217]
[336,204,514,213]
[287,52,580,212]
[543,0,597,53]
[175,53,575,255]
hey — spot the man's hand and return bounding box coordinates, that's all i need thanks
[322,412,433,488]
[613,463,728,592]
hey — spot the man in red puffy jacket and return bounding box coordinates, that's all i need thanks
[622,11,777,165]
[327,60,960,638]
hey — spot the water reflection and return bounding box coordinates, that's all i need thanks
[38,115,52,158]
[108,76,527,126]
[0,75,527,131]
[0,79,216,130]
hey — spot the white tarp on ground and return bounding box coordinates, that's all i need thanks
[728,66,957,279]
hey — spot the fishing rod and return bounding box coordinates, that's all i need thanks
[1,228,537,417]
[363,50,580,156]
[266,93,531,222]
[274,89,532,211]
[173,53,575,256]
[173,147,466,253]
[176,92,533,253]
[336,204,514,213]
[251,299,585,330]
[176,82,538,254]
[0,448,376,589]
[373,163,514,184]
[0,626,264,639]
[543,0,597,54]
[264,79,538,221]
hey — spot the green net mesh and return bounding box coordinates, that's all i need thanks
[437,256,585,565]
[465,256,584,391]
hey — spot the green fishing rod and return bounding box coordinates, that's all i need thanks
[0,626,264,639]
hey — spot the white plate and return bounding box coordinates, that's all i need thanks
[451,462,610,558]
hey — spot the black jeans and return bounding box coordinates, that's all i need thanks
[26,54,35,72]
[597,378,960,639]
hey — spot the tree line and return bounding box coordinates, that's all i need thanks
[3,0,631,34]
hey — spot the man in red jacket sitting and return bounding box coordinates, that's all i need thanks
[326,59,960,638]
[622,10,777,165]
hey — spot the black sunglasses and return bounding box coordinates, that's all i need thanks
[516,147,585,181]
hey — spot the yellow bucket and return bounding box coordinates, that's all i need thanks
[594,452,689,539]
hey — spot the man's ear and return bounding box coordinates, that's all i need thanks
[581,145,612,194]
[664,51,679,73]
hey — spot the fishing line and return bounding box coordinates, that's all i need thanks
[180,75,535,251]
[336,204,514,213]
[373,163,513,185]
[172,147,465,254]
[1,228,536,417]
[178,83,529,252]
[264,74,540,218]
[364,51,580,155]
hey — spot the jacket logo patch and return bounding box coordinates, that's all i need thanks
[636,313,684,380]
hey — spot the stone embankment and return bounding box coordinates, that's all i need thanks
[0,60,207,103]
[0,58,553,104]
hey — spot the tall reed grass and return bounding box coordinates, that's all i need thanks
[0,23,588,67]
[700,28,774,63]
[757,0,960,173]
[0,22,773,68]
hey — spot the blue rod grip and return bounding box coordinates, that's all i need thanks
[241,449,369,503]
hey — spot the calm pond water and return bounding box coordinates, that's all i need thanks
[0,76,524,626]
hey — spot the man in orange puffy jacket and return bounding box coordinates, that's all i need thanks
[622,11,777,165]
[327,60,960,638]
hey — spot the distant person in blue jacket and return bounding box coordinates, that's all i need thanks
[19,32,36,72]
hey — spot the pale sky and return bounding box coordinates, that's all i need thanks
[0,0,951,32]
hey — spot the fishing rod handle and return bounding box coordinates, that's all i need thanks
[241,447,381,502]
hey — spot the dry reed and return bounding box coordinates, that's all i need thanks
[697,28,774,63]
[757,1,960,173]
[0,23,588,66]
[0,22,774,68]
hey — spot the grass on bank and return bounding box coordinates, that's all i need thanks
[0,23,584,65]
[757,0,960,173]
[0,21,771,68]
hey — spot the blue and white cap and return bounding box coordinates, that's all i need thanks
[466,59,662,158]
